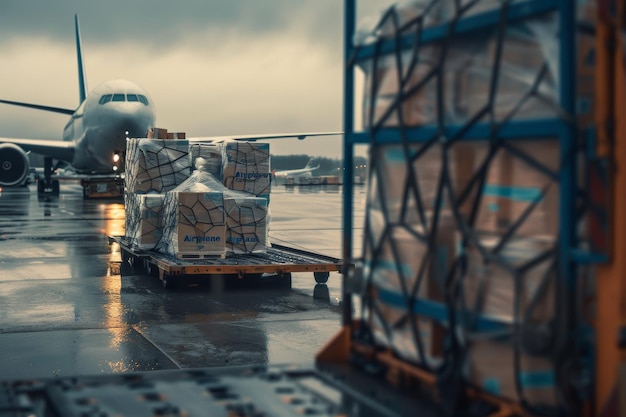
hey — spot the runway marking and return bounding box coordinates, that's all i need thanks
[131,324,182,369]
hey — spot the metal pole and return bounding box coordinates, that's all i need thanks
[342,0,356,326]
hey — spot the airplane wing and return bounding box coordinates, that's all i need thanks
[187,131,343,142]
[0,137,75,162]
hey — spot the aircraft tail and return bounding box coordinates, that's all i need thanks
[0,15,81,115]
[75,14,88,103]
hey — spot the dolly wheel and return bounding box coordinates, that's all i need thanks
[282,273,292,289]
[160,270,175,289]
[314,271,329,284]
[145,261,158,277]
[120,249,135,275]
[51,179,60,194]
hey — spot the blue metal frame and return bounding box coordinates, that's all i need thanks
[342,0,356,326]
[352,0,558,63]
[346,118,564,146]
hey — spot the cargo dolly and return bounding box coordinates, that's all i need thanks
[109,235,345,289]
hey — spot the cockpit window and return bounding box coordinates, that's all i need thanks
[98,94,112,105]
[98,93,149,105]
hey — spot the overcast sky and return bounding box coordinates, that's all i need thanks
[0,1,395,158]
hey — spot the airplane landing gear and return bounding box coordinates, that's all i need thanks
[37,157,60,195]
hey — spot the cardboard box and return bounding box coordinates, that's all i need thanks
[466,339,558,406]
[222,142,271,197]
[457,28,596,126]
[470,141,560,237]
[147,127,169,139]
[125,193,164,250]
[160,191,226,257]
[361,51,442,129]
[125,138,191,194]
[363,212,456,365]
[367,138,560,239]
[463,236,556,323]
[224,195,269,254]
[166,132,186,139]
[369,298,443,367]
[365,214,456,295]
[452,31,557,123]
[367,145,440,221]
[361,39,492,129]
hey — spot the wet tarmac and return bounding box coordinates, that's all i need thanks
[0,182,366,380]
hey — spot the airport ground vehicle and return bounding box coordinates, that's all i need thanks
[2,1,626,416]
[110,235,342,289]
[80,175,124,198]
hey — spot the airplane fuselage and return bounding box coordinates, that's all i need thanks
[274,165,320,179]
[65,79,156,174]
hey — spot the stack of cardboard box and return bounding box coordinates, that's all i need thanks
[359,1,595,409]
[157,168,227,257]
[124,138,270,258]
[124,138,192,250]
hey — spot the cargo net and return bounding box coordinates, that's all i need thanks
[223,142,272,197]
[125,138,192,194]
[225,200,269,254]
[159,190,227,258]
[354,1,599,415]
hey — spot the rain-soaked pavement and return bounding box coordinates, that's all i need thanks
[0,181,366,380]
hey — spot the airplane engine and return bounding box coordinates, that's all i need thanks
[0,143,30,187]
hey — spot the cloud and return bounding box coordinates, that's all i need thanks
[0,1,398,158]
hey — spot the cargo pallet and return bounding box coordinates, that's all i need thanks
[110,235,345,289]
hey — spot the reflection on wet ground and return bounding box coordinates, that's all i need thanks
[0,182,365,380]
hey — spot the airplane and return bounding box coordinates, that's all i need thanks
[272,158,320,180]
[0,15,155,196]
[0,15,340,198]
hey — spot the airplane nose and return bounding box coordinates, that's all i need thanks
[113,107,155,139]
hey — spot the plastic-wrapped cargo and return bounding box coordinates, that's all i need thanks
[366,140,560,239]
[158,157,270,258]
[462,236,556,324]
[465,338,558,406]
[189,142,223,180]
[362,214,455,368]
[125,138,191,194]
[224,194,268,255]
[222,141,271,199]
[158,162,227,258]
[353,1,591,412]
[125,193,165,250]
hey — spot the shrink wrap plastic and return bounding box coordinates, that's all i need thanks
[125,193,165,250]
[125,139,271,256]
[125,139,191,194]
[158,158,269,258]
